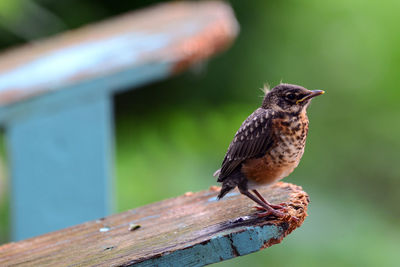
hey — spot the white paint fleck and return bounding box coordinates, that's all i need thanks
[99,227,110,232]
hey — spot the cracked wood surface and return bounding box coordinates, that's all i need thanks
[0,182,309,266]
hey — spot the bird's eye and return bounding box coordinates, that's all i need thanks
[286,93,296,100]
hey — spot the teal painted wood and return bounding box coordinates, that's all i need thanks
[4,62,171,241]
[135,224,284,267]
[0,33,170,94]
[0,1,238,110]
[7,94,114,240]
[0,1,238,241]
[0,61,171,126]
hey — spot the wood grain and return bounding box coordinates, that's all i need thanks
[0,182,309,266]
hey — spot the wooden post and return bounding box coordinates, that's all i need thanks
[7,94,114,240]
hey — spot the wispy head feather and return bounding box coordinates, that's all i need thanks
[260,83,270,96]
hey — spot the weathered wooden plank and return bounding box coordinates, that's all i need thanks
[0,0,238,110]
[0,182,309,266]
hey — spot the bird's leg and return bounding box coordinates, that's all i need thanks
[252,189,287,210]
[239,189,285,218]
[251,189,300,223]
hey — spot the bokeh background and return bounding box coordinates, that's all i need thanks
[0,0,399,266]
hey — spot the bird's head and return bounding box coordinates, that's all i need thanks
[262,83,324,113]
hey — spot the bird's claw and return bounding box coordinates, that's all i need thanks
[289,216,300,223]
[255,209,286,218]
[254,206,300,223]
[253,203,288,212]
[269,202,288,210]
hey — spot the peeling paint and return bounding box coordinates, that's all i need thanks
[134,224,285,267]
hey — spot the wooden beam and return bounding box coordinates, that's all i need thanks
[0,182,309,266]
[0,0,238,113]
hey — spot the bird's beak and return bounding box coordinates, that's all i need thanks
[296,90,325,104]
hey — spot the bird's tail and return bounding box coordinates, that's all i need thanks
[217,182,234,200]
[215,168,241,199]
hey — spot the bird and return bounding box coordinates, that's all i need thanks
[214,83,324,218]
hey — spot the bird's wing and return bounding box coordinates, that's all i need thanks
[218,108,274,181]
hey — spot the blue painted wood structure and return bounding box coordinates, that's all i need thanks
[0,182,309,266]
[0,1,238,241]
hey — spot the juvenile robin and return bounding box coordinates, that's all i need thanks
[214,83,324,218]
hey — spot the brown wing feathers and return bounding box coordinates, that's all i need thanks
[217,108,273,181]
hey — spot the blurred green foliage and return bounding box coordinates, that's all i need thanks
[1,0,400,266]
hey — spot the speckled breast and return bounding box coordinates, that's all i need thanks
[242,111,309,187]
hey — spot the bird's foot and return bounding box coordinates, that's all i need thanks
[253,202,288,212]
[255,208,286,218]
[269,202,288,210]
[254,206,300,222]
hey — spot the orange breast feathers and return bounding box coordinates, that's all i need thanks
[241,112,308,186]
[241,153,299,186]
